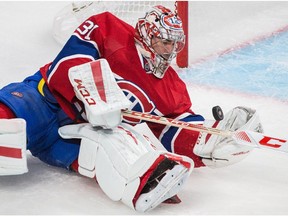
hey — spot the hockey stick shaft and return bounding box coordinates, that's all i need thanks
[122,110,288,153]
[122,109,231,136]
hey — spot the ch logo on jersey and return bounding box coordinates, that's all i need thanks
[116,79,156,124]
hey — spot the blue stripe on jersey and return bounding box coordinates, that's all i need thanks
[47,35,101,76]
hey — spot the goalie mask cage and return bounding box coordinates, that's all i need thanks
[53,1,189,68]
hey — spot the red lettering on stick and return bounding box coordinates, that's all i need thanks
[259,136,286,148]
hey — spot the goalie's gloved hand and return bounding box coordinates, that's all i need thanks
[194,106,263,168]
[68,59,131,129]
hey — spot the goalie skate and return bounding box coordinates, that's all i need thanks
[134,155,192,212]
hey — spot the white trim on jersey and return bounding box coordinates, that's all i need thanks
[47,54,95,84]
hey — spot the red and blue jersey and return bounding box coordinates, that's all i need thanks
[40,12,205,167]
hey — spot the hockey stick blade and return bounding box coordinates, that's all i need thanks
[122,110,288,154]
[232,130,288,153]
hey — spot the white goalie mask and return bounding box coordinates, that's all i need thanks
[135,5,185,78]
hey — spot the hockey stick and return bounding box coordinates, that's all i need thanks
[122,109,288,154]
[71,60,287,153]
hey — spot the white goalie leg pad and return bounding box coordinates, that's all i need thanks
[194,106,263,168]
[58,123,99,178]
[0,118,28,175]
[59,123,161,199]
[59,122,194,212]
[68,59,131,128]
[93,124,194,212]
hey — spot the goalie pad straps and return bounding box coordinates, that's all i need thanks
[68,59,131,128]
[0,118,28,175]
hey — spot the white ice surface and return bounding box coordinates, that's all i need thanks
[0,2,288,215]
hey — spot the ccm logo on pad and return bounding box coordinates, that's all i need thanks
[73,79,96,105]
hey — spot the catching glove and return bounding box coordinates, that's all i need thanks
[194,106,263,168]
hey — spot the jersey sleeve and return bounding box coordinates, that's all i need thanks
[147,111,206,167]
[40,15,105,119]
[41,12,133,120]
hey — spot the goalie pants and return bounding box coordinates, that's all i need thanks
[0,71,80,169]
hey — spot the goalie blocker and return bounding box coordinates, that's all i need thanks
[68,58,131,129]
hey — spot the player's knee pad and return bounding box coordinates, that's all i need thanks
[59,123,194,212]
